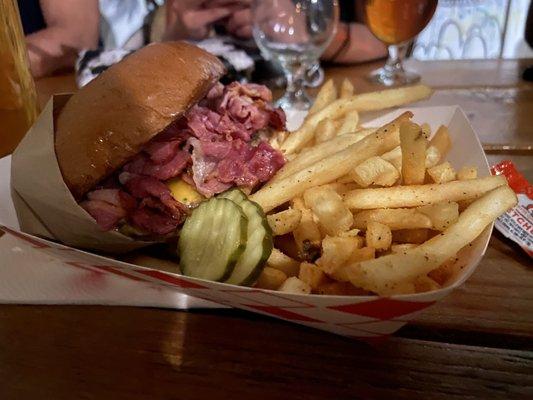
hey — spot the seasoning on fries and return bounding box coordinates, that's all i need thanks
[344,186,517,294]
[280,84,432,155]
[241,79,516,296]
[343,176,507,210]
[252,113,410,212]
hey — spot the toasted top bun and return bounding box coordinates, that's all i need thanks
[55,42,225,200]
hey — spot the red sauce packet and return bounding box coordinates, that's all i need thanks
[491,161,533,258]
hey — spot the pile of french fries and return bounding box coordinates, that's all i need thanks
[252,79,517,296]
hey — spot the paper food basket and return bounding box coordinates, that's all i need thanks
[0,96,493,341]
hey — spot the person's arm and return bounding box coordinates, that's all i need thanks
[323,2,386,64]
[26,0,99,78]
[526,0,533,48]
[322,21,387,64]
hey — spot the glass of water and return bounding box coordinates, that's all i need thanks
[253,0,339,111]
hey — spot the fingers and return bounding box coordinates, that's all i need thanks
[226,8,253,39]
[182,7,234,39]
[235,25,253,39]
[203,0,249,7]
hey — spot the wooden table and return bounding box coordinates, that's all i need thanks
[1,60,532,400]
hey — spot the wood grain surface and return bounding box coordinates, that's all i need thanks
[413,236,533,339]
[1,59,532,400]
[1,306,532,400]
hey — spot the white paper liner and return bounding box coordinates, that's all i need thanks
[10,95,153,253]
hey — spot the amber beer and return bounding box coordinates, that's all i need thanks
[0,0,39,158]
[365,0,438,45]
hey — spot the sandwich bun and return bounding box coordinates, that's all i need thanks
[55,41,225,200]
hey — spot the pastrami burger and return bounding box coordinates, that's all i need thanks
[55,42,286,241]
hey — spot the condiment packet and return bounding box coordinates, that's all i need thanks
[491,161,533,258]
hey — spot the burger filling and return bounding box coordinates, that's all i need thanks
[81,82,286,236]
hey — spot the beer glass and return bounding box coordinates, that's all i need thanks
[364,0,438,86]
[0,0,39,157]
[253,0,339,111]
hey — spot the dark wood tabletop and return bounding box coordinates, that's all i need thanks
[1,59,532,400]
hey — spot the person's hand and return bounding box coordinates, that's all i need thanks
[204,0,253,39]
[164,0,236,41]
[226,6,252,39]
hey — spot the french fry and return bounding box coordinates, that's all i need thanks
[391,243,418,253]
[281,85,430,154]
[336,174,355,184]
[392,228,429,244]
[400,121,428,185]
[326,182,360,194]
[337,111,360,135]
[291,197,305,210]
[339,229,363,240]
[267,208,302,236]
[421,123,431,139]
[340,78,354,98]
[304,186,353,235]
[263,84,512,296]
[315,118,336,144]
[255,267,287,290]
[427,161,456,183]
[281,97,364,154]
[285,153,297,162]
[418,201,459,230]
[299,262,328,289]
[382,281,416,295]
[381,146,402,171]
[425,146,441,168]
[252,113,412,212]
[266,248,300,277]
[293,208,322,255]
[343,175,507,209]
[309,79,337,115]
[279,276,312,294]
[342,84,433,112]
[272,132,373,182]
[352,208,432,230]
[349,156,399,187]
[345,186,517,294]
[428,125,451,160]
[365,221,392,250]
[269,130,289,150]
[428,256,458,285]
[457,166,478,180]
[347,246,376,263]
[353,127,379,136]
[332,247,376,282]
[414,276,441,293]
[317,236,363,274]
[457,199,475,212]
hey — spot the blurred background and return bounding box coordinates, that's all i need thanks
[13,0,533,82]
[2,0,533,156]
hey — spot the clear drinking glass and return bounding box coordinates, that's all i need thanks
[364,0,438,86]
[253,0,339,111]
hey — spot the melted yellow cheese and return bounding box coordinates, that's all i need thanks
[167,178,204,205]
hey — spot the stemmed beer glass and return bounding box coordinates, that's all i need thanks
[253,0,339,111]
[364,0,438,86]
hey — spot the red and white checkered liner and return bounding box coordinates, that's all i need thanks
[0,106,493,340]
[0,221,489,340]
